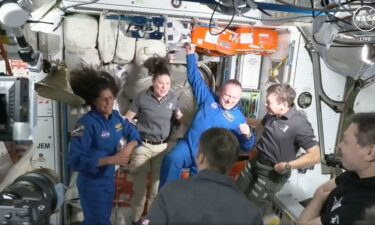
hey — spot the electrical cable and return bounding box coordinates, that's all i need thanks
[310,0,315,18]
[273,0,364,12]
[208,0,235,35]
[321,0,352,29]
[26,20,54,25]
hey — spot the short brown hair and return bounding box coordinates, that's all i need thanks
[225,79,242,88]
[266,83,296,106]
[351,112,375,147]
[198,128,240,173]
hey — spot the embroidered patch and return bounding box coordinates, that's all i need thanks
[166,103,173,109]
[71,124,85,137]
[330,215,340,224]
[223,111,234,122]
[115,123,123,132]
[279,124,289,132]
[210,102,218,109]
[331,196,343,212]
[101,130,110,138]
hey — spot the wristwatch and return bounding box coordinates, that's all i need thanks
[285,162,292,170]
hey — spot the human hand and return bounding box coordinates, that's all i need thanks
[120,145,133,164]
[239,123,251,138]
[274,162,288,173]
[184,43,195,55]
[111,147,132,166]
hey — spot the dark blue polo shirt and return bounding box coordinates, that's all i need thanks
[257,106,318,163]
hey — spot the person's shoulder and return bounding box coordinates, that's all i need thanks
[140,88,150,96]
[78,111,95,124]
[111,110,122,117]
[167,90,178,102]
[168,90,176,97]
[292,109,310,121]
[231,106,246,121]
[336,171,356,184]
[112,110,130,123]
[72,112,96,133]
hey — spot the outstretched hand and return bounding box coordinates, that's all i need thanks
[184,43,196,55]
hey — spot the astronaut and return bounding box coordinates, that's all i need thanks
[159,44,256,188]
[68,67,141,225]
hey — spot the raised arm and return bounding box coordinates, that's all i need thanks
[185,44,212,105]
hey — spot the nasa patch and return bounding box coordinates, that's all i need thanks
[101,130,110,138]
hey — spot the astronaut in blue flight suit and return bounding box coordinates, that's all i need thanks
[159,44,256,188]
[68,67,141,225]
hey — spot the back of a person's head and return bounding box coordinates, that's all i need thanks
[351,112,375,147]
[199,128,240,173]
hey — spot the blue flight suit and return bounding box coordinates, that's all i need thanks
[69,109,141,225]
[159,54,256,188]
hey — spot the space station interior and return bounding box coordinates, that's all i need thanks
[0,0,374,224]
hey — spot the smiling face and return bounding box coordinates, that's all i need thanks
[93,88,115,118]
[153,74,171,99]
[219,83,242,110]
[265,92,288,116]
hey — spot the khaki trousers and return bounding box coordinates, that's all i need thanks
[129,142,168,222]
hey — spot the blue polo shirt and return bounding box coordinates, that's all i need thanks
[69,109,141,182]
[185,54,255,155]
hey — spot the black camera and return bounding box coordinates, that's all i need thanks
[325,153,344,169]
[0,169,58,225]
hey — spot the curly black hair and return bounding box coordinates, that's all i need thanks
[143,56,171,81]
[70,67,120,106]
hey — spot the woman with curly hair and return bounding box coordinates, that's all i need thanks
[124,57,183,225]
[68,67,141,225]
